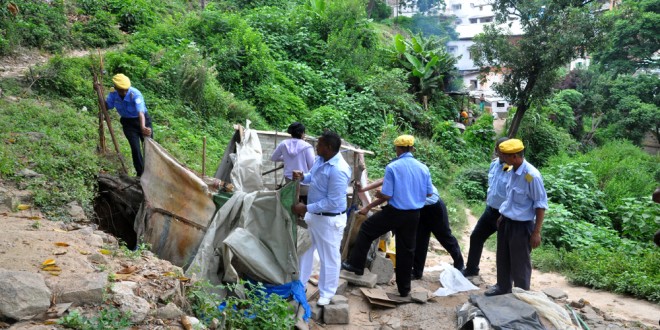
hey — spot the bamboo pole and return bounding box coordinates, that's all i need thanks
[91,51,128,174]
[202,136,207,178]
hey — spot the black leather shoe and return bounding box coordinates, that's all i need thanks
[341,261,364,276]
[484,287,506,297]
[462,268,479,277]
[412,273,422,280]
[399,291,409,297]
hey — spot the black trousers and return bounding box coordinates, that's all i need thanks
[347,205,420,296]
[496,217,534,293]
[120,114,152,177]
[464,205,500,275]
[412,198,464,278]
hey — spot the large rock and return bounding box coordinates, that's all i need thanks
[48,272,107,306]
[0,270,51,320]
[339,269,377,288]
[0,186,17,210]
[368,253,395,285]
[67,201,87,222]
[323,301,349,324]
[113,292,150,324]
[154,302,184,319]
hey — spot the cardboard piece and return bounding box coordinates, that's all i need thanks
[359,288,397,308]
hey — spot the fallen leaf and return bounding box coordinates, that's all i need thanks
[78,250,90,255]
[42,265,62,271]
[42,259,56,266]
[53,250,67,256]
[28,216,40,220]
[54,242,70,247]
[17,204,31,210]
[43,320,57,325]
[47,271,61,276]
[117,266,137,274]
[162,271,176,277]
[53,228,67,233]
[143,273,158,279]
[99,249,112,255]
[113,273,134,281]
[177,276,190,283]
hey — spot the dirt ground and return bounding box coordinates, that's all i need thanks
[308,209,660,329]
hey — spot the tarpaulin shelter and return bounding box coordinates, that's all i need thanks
[136,122,372,286]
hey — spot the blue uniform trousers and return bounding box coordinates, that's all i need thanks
[495,217,534,293]
[412,199,464,278]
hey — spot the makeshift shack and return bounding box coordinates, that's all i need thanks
[135,122,372,285]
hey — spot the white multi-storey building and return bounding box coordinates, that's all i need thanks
[442,0,524,117]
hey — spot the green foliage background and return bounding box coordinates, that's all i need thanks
[0,0,659,306]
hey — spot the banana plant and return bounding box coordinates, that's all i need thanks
[394,33,456,107]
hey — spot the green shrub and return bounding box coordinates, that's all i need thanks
[187,280,296,329]
[516,111,579,167]
[611,197,660,242]
[33,56,94,99]
[253,81,307,129]
[454,164,490,202]
[107,0,157,33]
[306,106,348,137]
[542,203,620,250]
[463,115,496,160]
[71,10,122,48]
[58,306,133,329]
[541,163,609,226]
[559,140,660,211]
[370,0,392,21]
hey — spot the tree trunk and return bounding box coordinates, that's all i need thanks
[366,0,376,18]
[507,102,528,138]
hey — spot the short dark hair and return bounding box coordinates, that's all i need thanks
[287,122,305,139]
[320,130,341,153]
[495,137,509,148]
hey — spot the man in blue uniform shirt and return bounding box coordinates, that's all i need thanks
[485,139,548,296]
[105,74,153,177]
[463,137,511,277]
[292,130,351,306]
[342,135,433,297]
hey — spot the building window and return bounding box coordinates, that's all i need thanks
[452,4,462,10]
[497,102,505,108]
[480,16,493,23]
[469,18,477,24]
[470,80,478,90]
[448,46,457,53]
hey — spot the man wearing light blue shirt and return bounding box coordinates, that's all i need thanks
[463,137,511,277]
[342,135,433,297]
[292,130,351,306]
[485,139,548,296]
[104,74,153,176]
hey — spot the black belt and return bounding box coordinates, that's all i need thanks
[314,211,346,216]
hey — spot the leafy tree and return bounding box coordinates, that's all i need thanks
[398,0,444,14]
[592,0,660,74]
[471,0,601,137]
[394,33,456,108]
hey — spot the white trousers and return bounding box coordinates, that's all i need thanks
[299,212,347,299]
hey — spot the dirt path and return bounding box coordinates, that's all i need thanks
[460,208,660,328]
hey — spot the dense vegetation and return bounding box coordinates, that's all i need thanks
[0,0,658,316]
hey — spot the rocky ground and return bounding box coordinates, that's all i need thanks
[1,179,660,329]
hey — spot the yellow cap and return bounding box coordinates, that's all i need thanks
[112,74,131,89]
[499,139,524,154]
[394,135,415,147]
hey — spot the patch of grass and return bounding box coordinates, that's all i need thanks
[119,241,151,260]
[58,306,132,330]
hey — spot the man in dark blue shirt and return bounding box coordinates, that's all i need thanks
[105,74,153,176]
